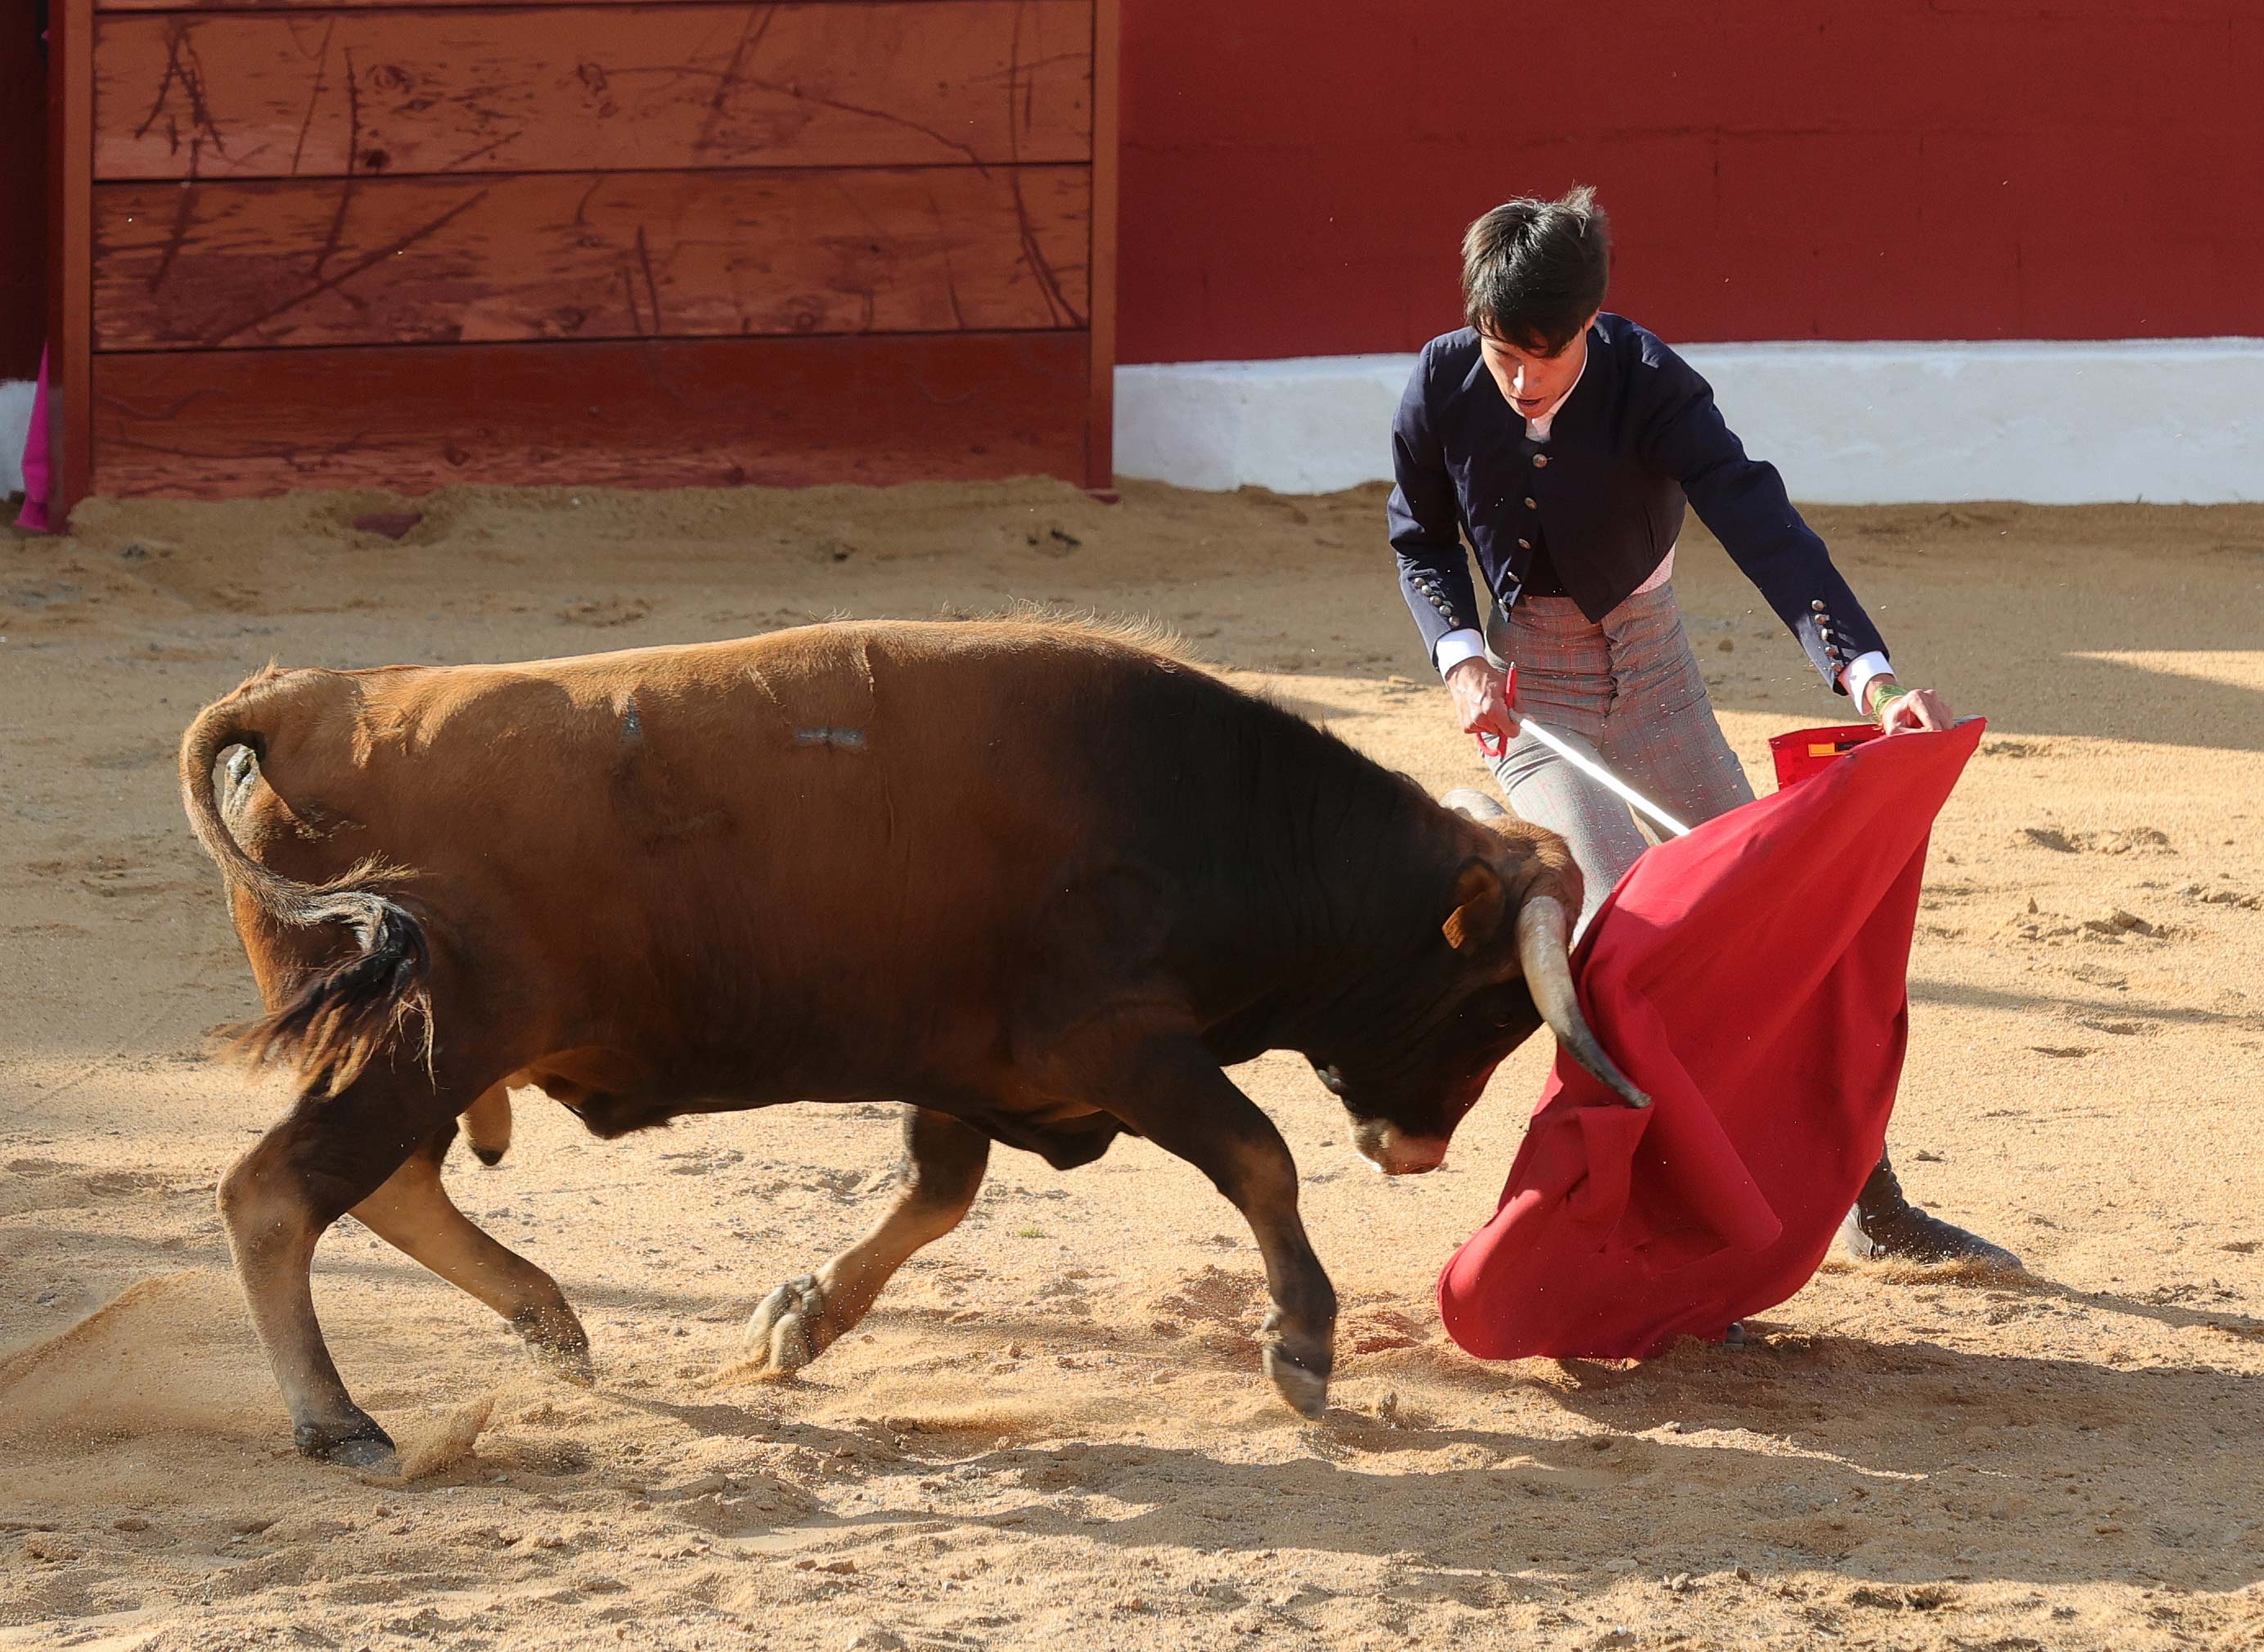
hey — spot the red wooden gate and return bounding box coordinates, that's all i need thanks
[43,0,1116,511]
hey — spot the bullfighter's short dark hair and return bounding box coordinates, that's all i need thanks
[1461,185,1612,354]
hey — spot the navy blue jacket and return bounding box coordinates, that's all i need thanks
[1388,314,1884,694]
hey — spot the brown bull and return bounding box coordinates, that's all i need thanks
[180,619,1642,1470]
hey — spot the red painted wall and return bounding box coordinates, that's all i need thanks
[1118,0,2264,362]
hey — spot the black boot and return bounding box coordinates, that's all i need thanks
[1839,1151,2023,1270]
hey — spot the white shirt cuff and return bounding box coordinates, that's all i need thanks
[1434,628,1489,679]
[1840,650,1893,709]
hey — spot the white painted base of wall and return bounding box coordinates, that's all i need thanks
[0,380,34,499]
[1114,340,2264,504]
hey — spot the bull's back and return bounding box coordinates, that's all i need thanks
[228,624,1191,1049]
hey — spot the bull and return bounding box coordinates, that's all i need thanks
[179,620,1643,1470]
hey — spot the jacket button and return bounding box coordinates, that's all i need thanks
[1812,600,1828,613]
[1532,453,1549,469]
[1524,497,1537,510]
[1827,646,1844,660]
[1517,538,1533,551]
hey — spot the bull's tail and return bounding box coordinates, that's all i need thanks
[178,676,434,1097]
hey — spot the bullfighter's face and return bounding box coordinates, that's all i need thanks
[1476,312,1597,421]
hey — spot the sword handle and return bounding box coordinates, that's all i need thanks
[1473,665,1517,759]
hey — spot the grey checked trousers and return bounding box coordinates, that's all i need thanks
[1482,585,1753,936]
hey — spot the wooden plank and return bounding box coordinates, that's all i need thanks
[1083,0,1117,490]
[88,331,1091,497]
[93,2,1093,180]
[53,0,98,520]
[93,165,1090,351]
[101,0,983,10]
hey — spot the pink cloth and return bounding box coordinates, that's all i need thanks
[16,347,52,533]
[1438,719,1986,1361]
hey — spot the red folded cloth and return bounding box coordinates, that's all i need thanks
[1438,718,1985,1361]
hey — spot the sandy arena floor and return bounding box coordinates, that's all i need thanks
[2,479,2262,1651]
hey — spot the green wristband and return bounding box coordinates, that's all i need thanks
[1869,682,1911,722]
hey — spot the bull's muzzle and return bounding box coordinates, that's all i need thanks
[1352,1120,1450,1176]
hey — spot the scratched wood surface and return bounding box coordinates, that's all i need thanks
[90,331,1090,496]
[93,2,1091,180]
[1084,0,1117,488]
[56,0,100,516]
[98,0,978,8]
[92,165,1090,350]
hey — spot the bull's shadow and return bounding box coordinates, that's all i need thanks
[56,1202,2257,1600]
[562,1305,2264,1600]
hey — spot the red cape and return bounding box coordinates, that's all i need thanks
[1438,719,1984,1361]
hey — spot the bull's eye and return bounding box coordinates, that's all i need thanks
[1312,1061,1347,1096]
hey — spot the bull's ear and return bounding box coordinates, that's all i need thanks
[1442,858,1506,952]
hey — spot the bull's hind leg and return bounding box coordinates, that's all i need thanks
[350,1121,592,1382]
[745,1106,990,1376]
[218,1059,466,1470]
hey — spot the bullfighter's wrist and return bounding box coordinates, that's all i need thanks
[1866,679,1911,723]
[1434,628,1489,681]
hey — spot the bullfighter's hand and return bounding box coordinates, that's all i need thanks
[1868,675,1957,736]
[1447,657,1519,749]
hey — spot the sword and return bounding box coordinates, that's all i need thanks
[1473,666,1694,839]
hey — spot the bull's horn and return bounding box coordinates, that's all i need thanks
[1515,894,1650,1109]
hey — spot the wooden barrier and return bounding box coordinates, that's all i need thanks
[47,0,1115,506]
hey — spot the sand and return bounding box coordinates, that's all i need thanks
[2,479,2262,1652]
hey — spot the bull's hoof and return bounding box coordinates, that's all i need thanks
[299,1417,398,1474]
[533,1339,596,1386]
[1263,1344,1330,1420]
[745,1274,830,1377]
[472,1146,507,1168]
[328,1434,402,1475]
[515,1305,595,1386]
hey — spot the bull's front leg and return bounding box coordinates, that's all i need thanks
[745,1106,991,1376]
[1099,1033,1339,1419]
